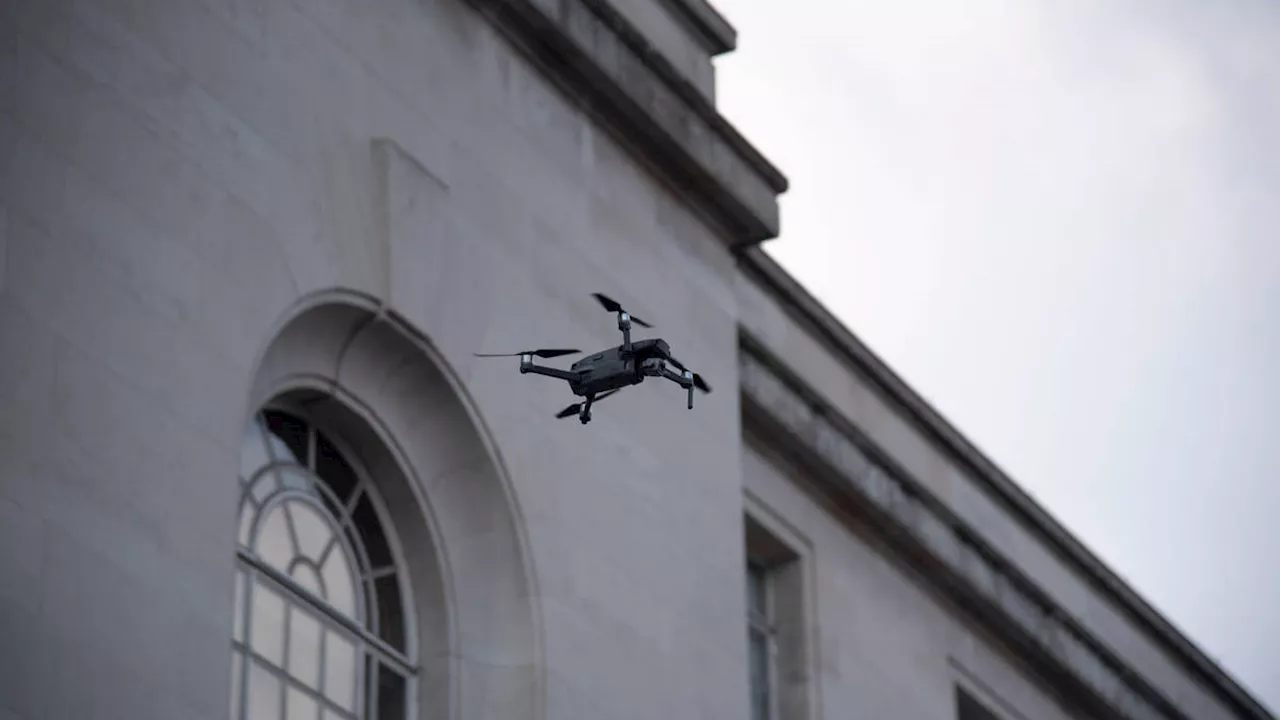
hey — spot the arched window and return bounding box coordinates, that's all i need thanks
[230,409,415,720]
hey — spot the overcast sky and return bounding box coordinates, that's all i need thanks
[711,0,1280,709]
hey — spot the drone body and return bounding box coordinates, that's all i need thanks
[475,294,711,424]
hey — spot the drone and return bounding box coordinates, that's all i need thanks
[474,293,711,424]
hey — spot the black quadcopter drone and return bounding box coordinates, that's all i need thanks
[474,293,711,424]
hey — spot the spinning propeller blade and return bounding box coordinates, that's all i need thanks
[555,388,622,419]
[474,348,581,359]
[592,293,652,328]
[692,373,711,394]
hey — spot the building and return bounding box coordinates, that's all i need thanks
[0,0,1272,719]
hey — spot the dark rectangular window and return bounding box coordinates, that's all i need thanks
[747,561,774,720]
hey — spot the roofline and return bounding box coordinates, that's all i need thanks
[735,246,1275,720]
[466,0,787,247]
[655,0,737,55]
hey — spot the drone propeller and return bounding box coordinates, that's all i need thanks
[692,373,711,394]
[664,356,712,394]
[592,293,652,328]
[555,388,623,419]
[474,348,581,359]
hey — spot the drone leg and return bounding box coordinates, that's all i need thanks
[579,393,595,424]
[651,365,695,409]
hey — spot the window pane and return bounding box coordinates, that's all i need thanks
[749,628,770,720]
[287,607,322,690]
[251,581,287,666]
[263,411,307,464]
[314,433,358,505]
[291,564,324,597]
[320,546,357,618]
[248,660,282,720]
[258,505,295,572]
[233,570,247,643]
[352,495,393,570]
[230,651,244,720]
[323,632,357,712]
[376,663,408,720]
[251,473,281,505]
[286,685,319,720]
[290,502,333,560]
[280,468,312,494]
[240,420,271,482]
[374,575,405,651]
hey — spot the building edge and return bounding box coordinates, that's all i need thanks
[654,0,738,55]
[462,0,788,247]
[734,246,1276,720]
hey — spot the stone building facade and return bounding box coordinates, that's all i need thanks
[0,0,1271,719]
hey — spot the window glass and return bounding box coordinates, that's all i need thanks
[288,607,323,690]
[746,561,772,720]
[749,627,770,720]
[324,632,357,712]
[290,502,332,560]
[258,506,294,572]
[247,660,281,720]
[321,545,357,618]
[230,410,414,720]
[286,686,318,720]
[376,664,408,720]
[251,582,287,666]
[241,421,271,483]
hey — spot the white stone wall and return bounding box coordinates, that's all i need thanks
[742,437,1082,720]
[0,1,1253,720]
[0,0,747,718]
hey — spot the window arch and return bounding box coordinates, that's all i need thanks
[231,408,415,720]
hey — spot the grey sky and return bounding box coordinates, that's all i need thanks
[712,0,1280,709]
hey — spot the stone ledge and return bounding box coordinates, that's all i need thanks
[465,0,787,247]
[739,340,1187,720]
[655,0,737,55]
[736,248,1276,720]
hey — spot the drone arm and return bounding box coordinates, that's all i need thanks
[643,361,696,409]
[519,360,578,382]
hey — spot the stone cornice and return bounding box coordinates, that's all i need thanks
[465,0,787,246]
[738,338,1182,720]
[736,248,1275,720]
[654,0,737,55]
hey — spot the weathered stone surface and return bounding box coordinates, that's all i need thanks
[0,2,1265,720]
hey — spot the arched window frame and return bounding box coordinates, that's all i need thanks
[231,406,418,720]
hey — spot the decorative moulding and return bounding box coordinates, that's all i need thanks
[739,339,1180,720]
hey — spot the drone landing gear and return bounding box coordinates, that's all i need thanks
[578,393,596,424]
[641,359,697,409]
